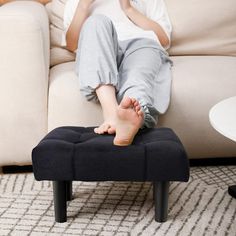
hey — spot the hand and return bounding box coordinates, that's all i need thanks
[0,0,52,5]
[0,0,13,5]
[119,0,132,12]
[79,0,95,10]
[37,0,52,5]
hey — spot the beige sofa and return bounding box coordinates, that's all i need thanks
[0,0,235,167]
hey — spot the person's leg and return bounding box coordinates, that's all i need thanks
[75,14,120,133]
[95,38,169,145]
[117,39,166,130]
[93,85,117,134]
[75,13,121,99]
[75,14,144,139]
[95,85,144,146]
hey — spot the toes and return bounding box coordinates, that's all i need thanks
[94,127,99,134]
[135,105,141,112]
[131,98,136,104]
[134,101,139,107]
[132,98,138,106]
[131,98,141,112]
[94,127,104,134]
[94,124,110,134]
[120,97,132,109]
[108,126,116,134]
[137,110,144,117]
[131,98,139,109]
[101,124,110,133]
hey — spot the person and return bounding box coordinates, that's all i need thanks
[63,0,173,146]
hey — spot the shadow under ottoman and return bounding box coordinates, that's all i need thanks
[32,126,189,223]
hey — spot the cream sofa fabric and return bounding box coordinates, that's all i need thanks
[0,0,235,166]
[46,0,75,67]
[48,62,103,130]
[166,0,236,56]
[159,56,236,158]
[0,1,49,166]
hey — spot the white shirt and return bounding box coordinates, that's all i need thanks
[62,0,172,51]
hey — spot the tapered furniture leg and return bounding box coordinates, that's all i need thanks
[53,181,67,223]
[66,181,73,201]
[153,183,156,200]
[153,181,169,222]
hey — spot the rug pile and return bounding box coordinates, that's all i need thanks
[0,166,235,235]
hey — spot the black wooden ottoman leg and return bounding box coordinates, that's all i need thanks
[66,181,73,201]
[53,181,67,223]
[153,181,170,222]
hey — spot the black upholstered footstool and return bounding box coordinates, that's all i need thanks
[32,126,189,223]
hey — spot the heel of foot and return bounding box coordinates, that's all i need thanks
[113,137,133,146]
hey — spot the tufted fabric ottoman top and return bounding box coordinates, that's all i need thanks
[32,126,189,182]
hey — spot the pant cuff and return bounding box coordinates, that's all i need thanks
[140,105,158,129]
[79,71,119,103]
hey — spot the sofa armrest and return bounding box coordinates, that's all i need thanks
[0,1,50,166]
[0,0,50,69]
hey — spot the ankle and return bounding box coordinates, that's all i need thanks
[103,115,117,123]
[103,108,118,121]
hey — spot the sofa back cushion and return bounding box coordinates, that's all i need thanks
[47,0,236,67]
[46,0,75,67]
[166,0,236,56]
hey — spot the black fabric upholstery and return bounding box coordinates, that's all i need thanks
[32,126,189,182]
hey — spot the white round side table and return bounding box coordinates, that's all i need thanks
[209,96,236,198]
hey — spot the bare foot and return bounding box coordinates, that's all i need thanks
[113,97,144,146]
[94,120,116,134]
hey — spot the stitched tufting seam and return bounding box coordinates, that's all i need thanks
[71,144,76,180]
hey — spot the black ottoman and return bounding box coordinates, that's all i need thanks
[32,126,189,223]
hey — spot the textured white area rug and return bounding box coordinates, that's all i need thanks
[0,166,236,236]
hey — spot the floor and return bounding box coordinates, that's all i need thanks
[0,164,235,235]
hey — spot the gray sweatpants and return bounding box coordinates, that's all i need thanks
[75,14,172,128]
